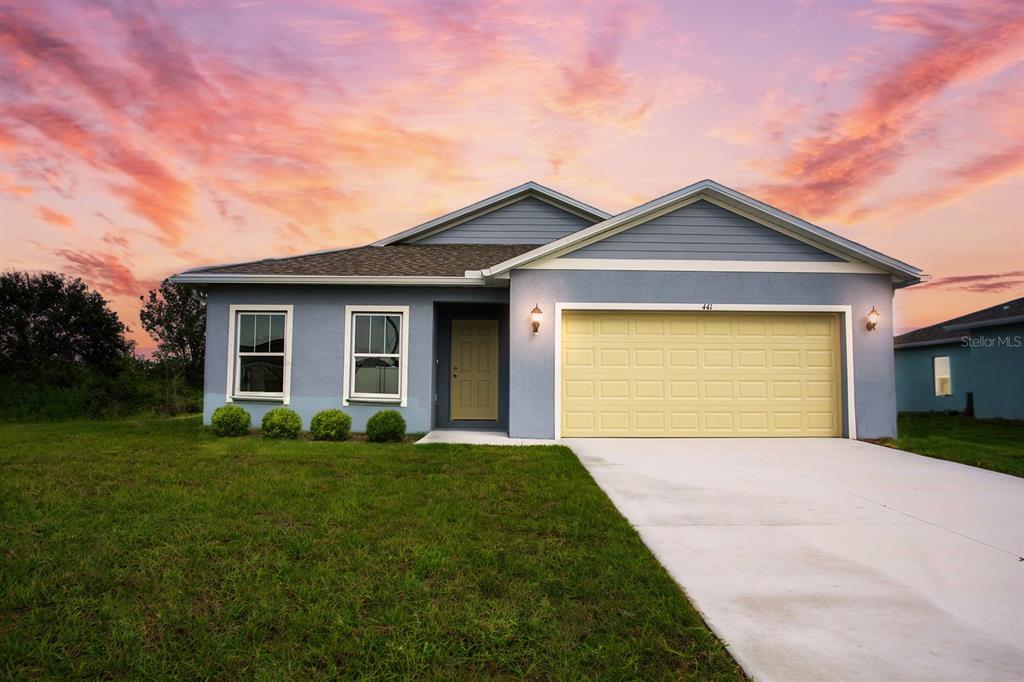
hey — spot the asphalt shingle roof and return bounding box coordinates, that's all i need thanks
[189,244,537,277]
[894,297,1024,346]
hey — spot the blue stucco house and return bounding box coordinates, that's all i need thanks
[894,298,1024,419]
[172,180,925,440]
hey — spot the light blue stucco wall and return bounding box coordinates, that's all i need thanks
[566,200,841,261]
[895,322,1024,419]
[204,272,904,438]
[203,285,507,431]
[507,270,898,439]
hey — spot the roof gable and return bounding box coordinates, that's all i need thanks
[564,199,842,262]
[373,181,609,246]
[481,179,925,286]
[415,195,595,245]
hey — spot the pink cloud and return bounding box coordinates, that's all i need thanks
[53,249,159,297]
[756,2,1023,218]
[36,205,74,229]
[918,270,1024,294]
[846,143,1024,222]
[0,172,33,197]
[0,0,1020,343]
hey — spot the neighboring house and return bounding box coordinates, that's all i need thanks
[172,180,925,439]
[894,297,1024,419]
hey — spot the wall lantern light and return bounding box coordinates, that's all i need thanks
[866,306,880,331]
[531,304,543,334]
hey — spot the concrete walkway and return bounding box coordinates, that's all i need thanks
[416,430,559,446]
[568,438,1024,682]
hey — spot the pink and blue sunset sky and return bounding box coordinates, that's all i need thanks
[1,0,1022,351]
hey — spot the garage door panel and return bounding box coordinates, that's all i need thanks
[669,349,698,367]
[670,412,700,430]
[703,381,733,399]
[565,348,595,368]
[634,318,665,335]
[599,412,630,431]
[738,380,768,399]
[598,348,629,367]
[668,319,698,335]
[738,349,767,367]
[634,380,665,399]
[634,411,665,431]
[598,380,629,399]
[561,311,841,437]
[703,349,733,368]
[635,349,665,366]
[564,411,595,430]
[738,412,769,431]
[597,317,628,335]
[564,380,594,398]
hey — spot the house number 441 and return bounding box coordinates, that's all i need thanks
[701,303,713,310]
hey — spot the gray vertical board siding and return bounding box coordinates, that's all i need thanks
[564,200,842,261]
[203,285,508,432]
[507,269,897,439]
[415,196,595,245]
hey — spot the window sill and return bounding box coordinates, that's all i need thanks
[345,396,403,405]
[230,395,286,403]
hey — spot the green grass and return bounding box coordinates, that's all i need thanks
[882,413,1024,478]
[0,417,740,679]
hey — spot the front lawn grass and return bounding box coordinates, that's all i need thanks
[0,417,741,679]
[882,413,1024,477]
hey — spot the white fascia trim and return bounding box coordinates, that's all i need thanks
[172,273,494,287]
[522,258,886,274]
[342,305,411,407]
[552,302,857,440]
[482,180,924,283]
[226,304,294,405]
[372,181,610,246]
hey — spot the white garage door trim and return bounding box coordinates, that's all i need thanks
[553,303,857,439]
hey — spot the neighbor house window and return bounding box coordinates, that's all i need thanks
[344,306,409,405]
[227,305,292,402]
[933,356,952,396]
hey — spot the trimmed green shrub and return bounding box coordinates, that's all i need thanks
[211,405,251,437]
[261,407,302,439]
[310,409,352,441]
[366,409,406,443]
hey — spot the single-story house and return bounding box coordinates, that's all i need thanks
[894,297,1023,419]
[172,179,925,439]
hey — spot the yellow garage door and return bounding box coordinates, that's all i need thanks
[561,311,842,437]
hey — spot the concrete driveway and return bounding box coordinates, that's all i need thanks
[567,438,1024,682]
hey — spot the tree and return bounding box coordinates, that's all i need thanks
[0,271,134,376]
[139,279,206,385]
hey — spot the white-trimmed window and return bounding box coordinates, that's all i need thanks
[227,305,293,402]
[933,355,952,396]
[343,305,409,405]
